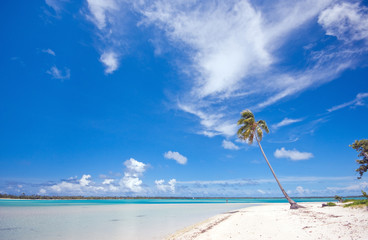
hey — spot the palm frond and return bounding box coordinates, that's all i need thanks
[237,125,248,136]
[237,117,254,125]
[257,127,263,141]
[248,133,254,145]
[257,120,269,134]
[240,109,254,119]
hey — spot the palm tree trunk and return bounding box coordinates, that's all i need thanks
[255,136,301,209]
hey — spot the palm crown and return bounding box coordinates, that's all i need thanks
[237,110,269,144]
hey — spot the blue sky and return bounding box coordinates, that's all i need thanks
[1,0,368,197]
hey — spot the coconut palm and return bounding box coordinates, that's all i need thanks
[237,109,301,209]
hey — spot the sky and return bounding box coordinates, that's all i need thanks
[1,0,368,197]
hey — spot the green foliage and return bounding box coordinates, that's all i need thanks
[350,139,368,179]
[334,195,343,202]
[326,202,336,206]
[343,199,368,208]
[362,190,368,199]
[237,109,269,144]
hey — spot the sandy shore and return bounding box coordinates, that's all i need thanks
[167,202,368,240]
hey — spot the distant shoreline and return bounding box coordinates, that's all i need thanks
[0,194,362,200]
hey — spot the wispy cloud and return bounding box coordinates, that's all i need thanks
[42,48,56,56]
[164,151,187,165]
[274,147,314,161]
[327,181,368,191]
[80,0,368,137]
[86,0,118,30]
[222,140,240,150]
[272,118,303,130]
[45,0,68,13]
[46,66,70,80]
[177,176,353,186]
[327,92,368,112]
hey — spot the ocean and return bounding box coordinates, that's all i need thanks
[0,198,335,240]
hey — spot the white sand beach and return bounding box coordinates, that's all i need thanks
[167,202,368,240]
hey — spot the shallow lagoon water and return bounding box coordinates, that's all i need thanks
[0,198,335,240]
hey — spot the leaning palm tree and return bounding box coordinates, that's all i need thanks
[237,109,302,209]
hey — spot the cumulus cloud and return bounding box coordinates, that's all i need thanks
[46,66,70,80]
[120,158,147,192]
[222,140,240,150]
[274,147,313,161]
[45,174,104,194]
[295,186,309,195]
[79,174,92,186]
[100,51,119,74]
[164,151,187,165]
[327,92,368,112]
[272,118,303,130]
[318,2,368,42]
[102,179,114,185]
[155,179,176,193]
[38,158,148,195]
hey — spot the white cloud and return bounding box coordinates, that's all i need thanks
[295,186,309,195]
[318,2,368,42]
[274,147,313,161]
[48,174,102,194]
[79,174,91,186]
[42,48,56,56]
[124,158,147,174]
[164,151,187,165]
[137,0,344,136]
[39,158,148,195]
[120,158,147,192]
[86,0,118,30]
[100,51,119,74]
[155,179,176,193]
[45,0,68,13]
[222,140,240,150]
[102,179,114,185]
[178,103,237,137]
[327,92,368,112]
[327,181,368,191]
[257,189,265,194]
[272,118,303,130]
[46,66,70,80]
[80,0,368,138]
[39,188,47,194]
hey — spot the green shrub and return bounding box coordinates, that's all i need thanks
[326,202,336,206]
[343,199,368,208]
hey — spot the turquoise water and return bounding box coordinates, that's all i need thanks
[0,197,337,206]
[0,198,343,240]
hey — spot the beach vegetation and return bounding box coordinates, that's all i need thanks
[326,202,336,206]
[343,191,368,208]
[334,195,343,203]
[349,139,368,179]
[237,109,302,209]
[343,199,368,208]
